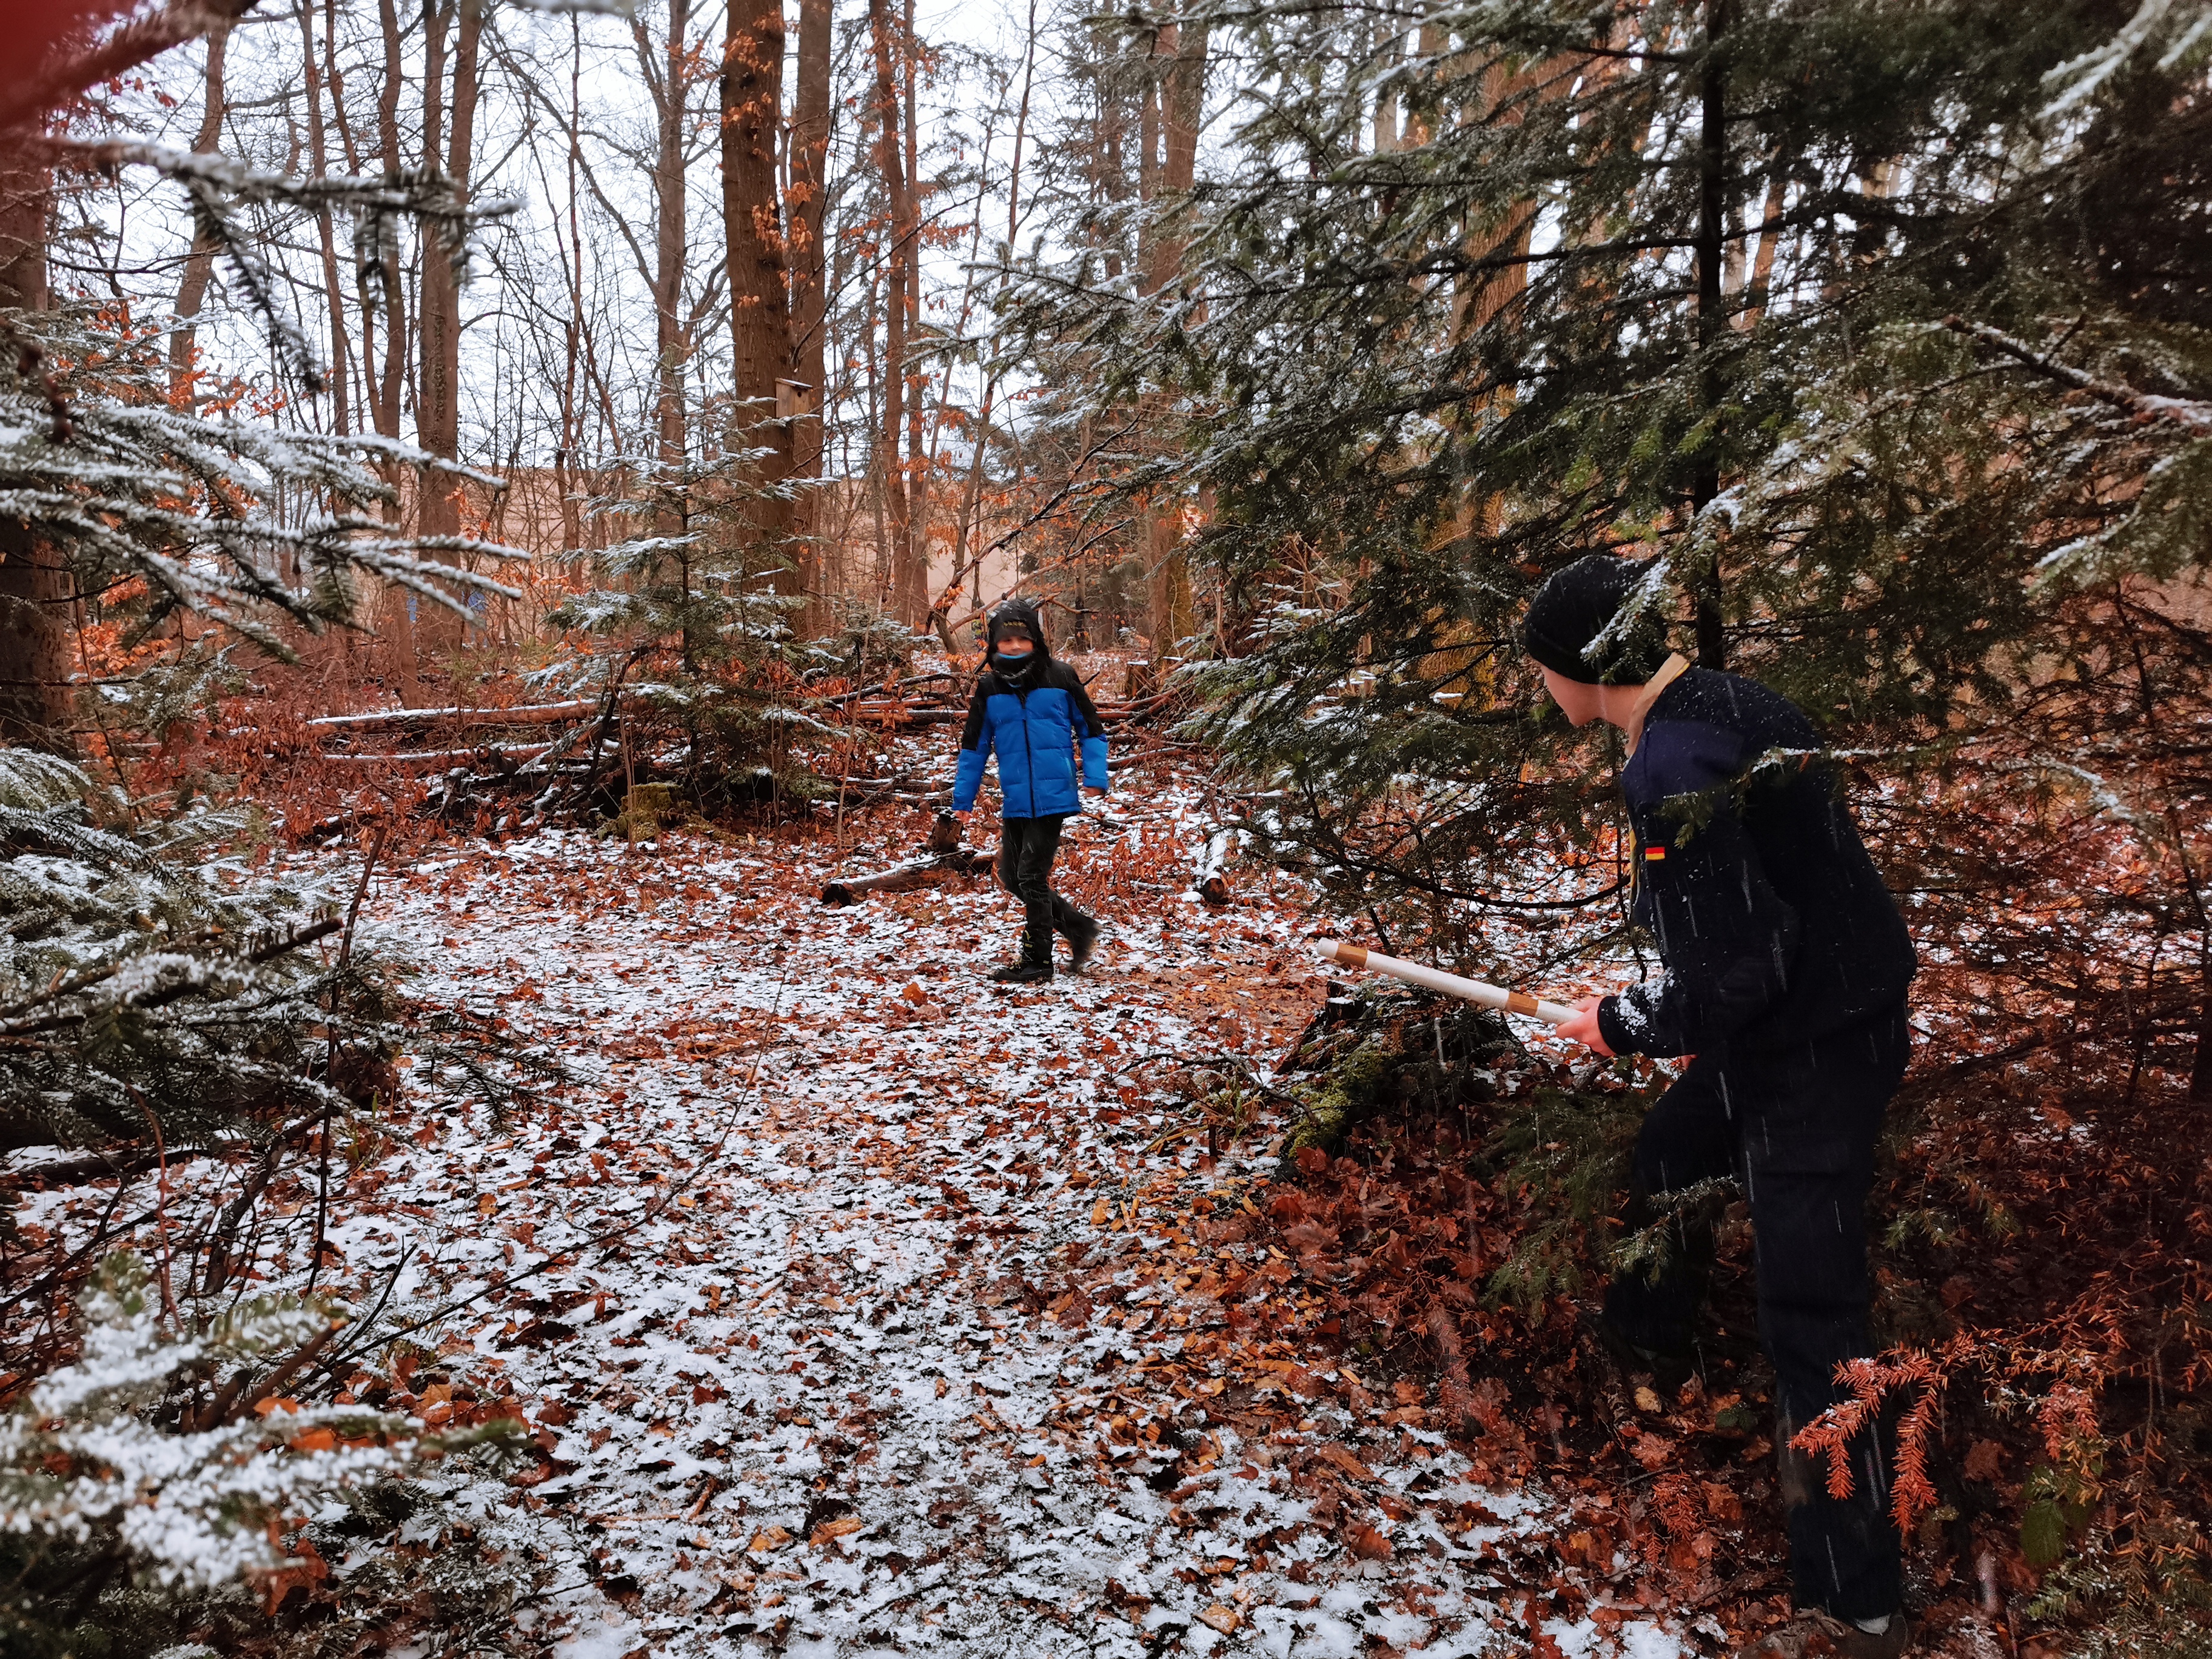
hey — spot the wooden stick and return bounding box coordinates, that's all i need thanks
[1310,939,1577,1025]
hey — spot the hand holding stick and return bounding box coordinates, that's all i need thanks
[1310,939,1578,1027]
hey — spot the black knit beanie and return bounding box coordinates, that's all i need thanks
[988,602,1042,651]
[1521,556,1669,685]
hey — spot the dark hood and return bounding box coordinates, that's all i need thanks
[986,599,1052,665]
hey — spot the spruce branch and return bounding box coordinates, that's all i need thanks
[1943,316,2212,434]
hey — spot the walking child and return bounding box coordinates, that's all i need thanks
[1525,556,1920,1659]
[950,600,1107,983]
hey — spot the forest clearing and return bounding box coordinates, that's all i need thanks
[2,1,2210,1657]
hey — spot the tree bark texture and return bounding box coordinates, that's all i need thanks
[373,0,417,699]
[169,18,229,402]
[866,0,920,625]
[1138,17,1206,654]
[415,0,482,658]
[725,0,797,589]
[0,161,69,751]
[298,1,351,439]
[648,0,691,534]
[788,0,834,634]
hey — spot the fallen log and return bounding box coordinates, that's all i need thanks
[820,848,993,903]
[820,813,995,903]
[816,670,958,706]
[306,699,618,734]
[845,703,968,725]
[318,742,556,769]
[830,698,1152,729]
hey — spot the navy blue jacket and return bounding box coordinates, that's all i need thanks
[952,657,1109,819]
[1597,665,1915,1060]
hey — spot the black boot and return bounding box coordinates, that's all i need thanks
[991,922,1054,984]
[1064,913,1102,973]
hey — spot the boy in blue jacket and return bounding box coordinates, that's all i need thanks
[950,601,1108,984]
[1526,556,1918,1659]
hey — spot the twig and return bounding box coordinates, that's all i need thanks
[314,823,389,1296]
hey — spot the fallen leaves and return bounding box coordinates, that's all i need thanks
[1312,1443,1377,1484]
[1347,1523,1394,1560]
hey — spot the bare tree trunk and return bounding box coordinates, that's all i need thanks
[933,0,1038,653]
[169,19,230,402]
[373,0,417,702]
[0,161,68,750]
[900,0,928,622]
[556,11,586,566]
[298,0,349,438]
[867,0,920,626]
[1139,16,1206,654]
[1372,18,1403,154]
[1738,163,1789,330]
[645,0,692,536]
[863,255,890,608]
[415,0,481,663]
[789,0,833,635]
[725,0,796,591]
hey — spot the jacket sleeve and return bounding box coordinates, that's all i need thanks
[1067,671,1109,792]
[952,683,993,811]
[1596,786,1801,1059]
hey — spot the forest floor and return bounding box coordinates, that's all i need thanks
[15,745,1708,1658]
[338,760,1686,1659]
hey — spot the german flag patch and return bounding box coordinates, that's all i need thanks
[1642,845,1667,862]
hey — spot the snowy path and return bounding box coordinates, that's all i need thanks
[17,797,1680,1657]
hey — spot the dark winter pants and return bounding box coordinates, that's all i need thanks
[1603,1004,1912,1622]
[996,814,1088,964]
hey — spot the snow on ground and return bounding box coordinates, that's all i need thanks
[12,765,1683,1658]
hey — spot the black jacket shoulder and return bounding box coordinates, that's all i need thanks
[1598,669,1915,1059]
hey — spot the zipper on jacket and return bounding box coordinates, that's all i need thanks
[1017,683,1036,817]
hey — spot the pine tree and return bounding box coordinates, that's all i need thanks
[542,431,815,825]
[1005,0,2211,968]
[0,1253,502,1655]
[0,142,523,1158]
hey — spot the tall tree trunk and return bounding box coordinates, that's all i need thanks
[0,161,68,751]
[1139,16,1206,654]
[169,19,229,403]
[647,0,691,538]
[1737,162,1789,330]
[901,0,927,624]
[866,0,919,625]
[298,0,350,438]
[556,10,585,566]
[1691,0,1731,671]
[935,0,1038,652]
[725,0,797,595]
[415,0,481,661]
[789,0,833,634]
[372,0,417,701]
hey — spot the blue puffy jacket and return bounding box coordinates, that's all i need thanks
[951,653,1109,819]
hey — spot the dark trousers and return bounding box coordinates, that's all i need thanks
[996,814,1088,963]
[1604,1005,1911,1622]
